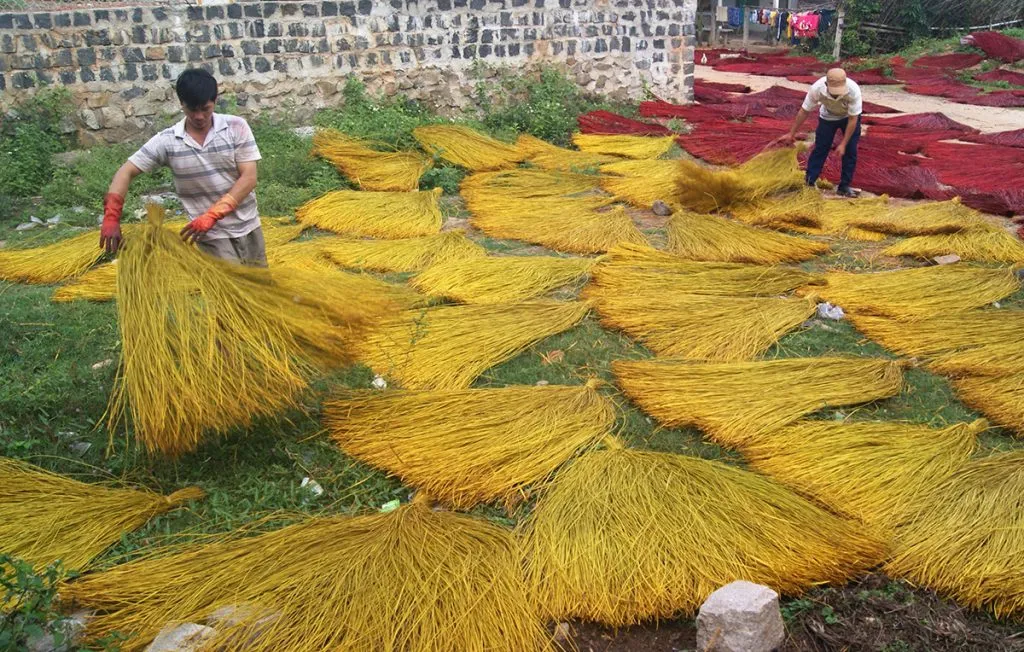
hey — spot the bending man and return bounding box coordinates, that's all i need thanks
[779,67,863,198]
[99,69,265,266]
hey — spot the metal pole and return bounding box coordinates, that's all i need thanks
[772,0,781,44]
[833,8,845,60]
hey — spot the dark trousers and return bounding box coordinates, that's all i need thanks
[805,116,861,189]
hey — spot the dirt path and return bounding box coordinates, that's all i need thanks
[696,66,1024,133]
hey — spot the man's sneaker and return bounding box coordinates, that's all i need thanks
[836,186,859,198]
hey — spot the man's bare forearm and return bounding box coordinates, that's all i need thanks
[789,108,810,139]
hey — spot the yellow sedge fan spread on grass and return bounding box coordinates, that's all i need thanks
[312,129,431,191]
[522,438,885,626]
[675,147,805,213]
[52,261,118,302]
[850,197,993,237]
[598,159,680,209]
[260,219,311,247]
[326,381,613,509]
[666,211,829,264]
[817,195,891,241]
[109,205,384,456]
[743,419,983,531]
[412,255,594,304]
[586,289,815,360]
[464,192,612,225]
[295,188,443,239]
[64,497,551,652]
[883,230,1024,265]
[0,458,203,571]
[471,205,647,254]
[571,133,676,159]
[929,342,1024,377]
[516,133,620,171]
[0,231,105,284]
[730,186,825,231]
[413,124,523,171]
[590,243,823,297]
[886,452,1024,619]
[849,310,1024,357]
[952,374,1024,435]
[357,300,589,389]
[319,230,485,272]
[613,357,904,448]
[461,166,602,199]
[814,264,1021,320]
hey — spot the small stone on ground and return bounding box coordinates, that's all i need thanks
[144,623,217,652]
[651,200,673,216]
[697,580,785,652]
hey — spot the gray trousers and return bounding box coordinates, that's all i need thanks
[197,226,268,267]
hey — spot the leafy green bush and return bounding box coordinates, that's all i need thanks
[251,117,347,214]
[0,555,64,651]
[0,89,76,204]
[314,77,443,150]
[419,166,465,196]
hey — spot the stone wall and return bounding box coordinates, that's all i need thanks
[0,0,697,145]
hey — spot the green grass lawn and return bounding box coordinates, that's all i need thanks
[1,69,1023,648]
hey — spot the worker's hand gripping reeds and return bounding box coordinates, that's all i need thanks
[99,192,125,254]
[180,193,239,243]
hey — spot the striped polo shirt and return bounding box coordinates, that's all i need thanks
[128,113,262,240]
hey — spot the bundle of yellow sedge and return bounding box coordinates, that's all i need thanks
[744,419,984,531]
[312,129,432,191]
[52,261,118,302]
[516,133,620,171]
[571,133,676,159]
[318,230,485,272]
[883,230,1024,265]
[813,264,1021,320]
[471,205,647,254]
[326,381,613,509]
[357,300,590,389]
[850,197,993,236]
[108,205,386,456]
[815,195,891,241]
[461,167,601,199]
[523,437,885,625]
[666,211,829,264]
[63,497,552,651]
[589,243,822,297]
[412,255,594,304]
[675,147,804,213]
[599,159,680,209]
[0,231,106,284]
[585,288,815,360]
[413,124,523,171]
[0,457,203,571]
[730,186,825,231]
[613,356,904,448]
[886,452,1024,619]
[295,188,443,239]
[952,373,1024,435]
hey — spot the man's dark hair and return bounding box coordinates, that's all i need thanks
[175,69,218,110]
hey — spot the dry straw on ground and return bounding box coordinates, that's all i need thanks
[414,124,524,171]
[412,255,594,304]
[516,133,620,171]
[675,147,805,213]
[326,381,613,509]
[599,159,680,209]
[312,129,431,191]
[666,211,829,264]
[295,188,443,239]
[318,231,486,273]
[0,231,106,284]
[571,133,676,159]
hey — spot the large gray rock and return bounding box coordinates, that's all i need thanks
[696,581,785,652]
[144,623,217,652]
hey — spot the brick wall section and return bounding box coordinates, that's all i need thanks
[0,0,697,145]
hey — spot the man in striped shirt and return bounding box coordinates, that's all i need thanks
[99,69,266,266]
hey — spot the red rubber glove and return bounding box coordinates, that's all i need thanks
[181,194,238,243]
[99,192,125,254]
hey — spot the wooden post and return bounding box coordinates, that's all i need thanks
[833,8,845,60]
[710,1,718,47]
[772,0,781,44]
[742,3,750,46]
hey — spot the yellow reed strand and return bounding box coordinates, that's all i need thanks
[412,255,594,304]
[515,133,620,171]
[814,265,1021,320]
[295,188,443,239]
[929,341,1024,377]
[731,186,825,230]
[52,261,118,302]
[0,231,105,284]
[666,211,829,264]
[883,230,1024,265]
[463,191,613,223]
[886,452,1024,619]
[326,381,613,509]
[591,243,823,296]
[851,197,994,236]
[319,230,486,272]
[743,419,983,531]
[312,129,432,191]
[264,239,327,267]
[357,300,590,389]
[109,205,383,456]
[260,219,311,247]
[675,148,805,213]
[814,195,892,240]
[570,133,676,159]
[413,124,523,171]
[0,458,203,572]
[523,441,885,625]
[613,357,904,448]
[275,258,427,312]
[461,166,602,199]
[849,310,1024,357]
[471,205,648,254]
[64,499,551,652]
[586,289,815,360]
[952,374,1024,435]
[598,159,680,209]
